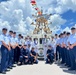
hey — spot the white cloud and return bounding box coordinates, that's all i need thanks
[50,14,66,26]
[47,7,55,14]
[62,24,76,33]
[62,27,71,32]
[0,0,75,34]
[47,14,66,34]
[49,14,66,33]
[0,0,33,35]
[74,24,76,28]
[0,19,11,34]
[26,17,32,25]
[46,0,76,14]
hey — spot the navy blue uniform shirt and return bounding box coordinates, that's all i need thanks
[47,49,54,56]
[30,50,36,56]
[21,49,29,57]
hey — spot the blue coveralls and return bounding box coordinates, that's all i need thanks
[19,49,29,64]
[46,49,54,64]
[29,50,38,64]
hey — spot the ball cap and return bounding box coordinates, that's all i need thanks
[71,27,76,30]
[32,46,35,49]
[48,44,52,47]
[2,28,7,31]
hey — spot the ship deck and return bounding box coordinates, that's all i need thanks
[0,61,76,75]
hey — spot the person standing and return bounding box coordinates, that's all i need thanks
[50,36,56,61]
[65,32,71,67]
[8,30,14,69]
[0,28,10,74]
[13,32,18,64]
[67,27,76,70]
[61,32,67,64]
[17,34,23,63]
[42,35,48,60]
[32,38,38,55]
[0,41,2,68]
[59,33,64,64]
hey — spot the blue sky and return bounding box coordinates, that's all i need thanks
[0,0,8,2]
[0,0,76,34]
[59,10,76,33]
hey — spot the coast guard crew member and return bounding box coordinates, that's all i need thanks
[18,43,29,65]
[61,31,67,64]
[32,38,38,55]
[26,36,31,46]
[27,44,31,52]
[9,31,18,67]
[0,28,10,74]
[54,34,60,63]
[59,33,64,64]
[29,47,38,64]
[11,32,18,67]
[46,44,54,64]
[13,32,18,64]
[65,32,71,67]
[56,33,63,64]
[0,40,2,72]
[56,35,60,63]
[21,36,25,47]
[72,29,76,68]
[42,35,48,60]
[27,37,32,51]
[8,30,14,69]
[17,34,22,63]
[67,27,76,70]
[50,36,56,60]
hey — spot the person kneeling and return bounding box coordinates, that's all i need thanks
[18,44,29,65]
[46,45,54,64]
[29,47,38,64]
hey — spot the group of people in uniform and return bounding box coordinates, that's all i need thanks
[55,27,76,71]
[42,27,76,71]
[0,26,76,74]
[0,28,38,74]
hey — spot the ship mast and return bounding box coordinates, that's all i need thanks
[30,0,52,35]
[31,12,52,34]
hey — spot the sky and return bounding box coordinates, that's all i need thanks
[0,0,76,35]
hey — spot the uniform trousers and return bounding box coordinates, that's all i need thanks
[1,45,9,72]
[69,48,76,70]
